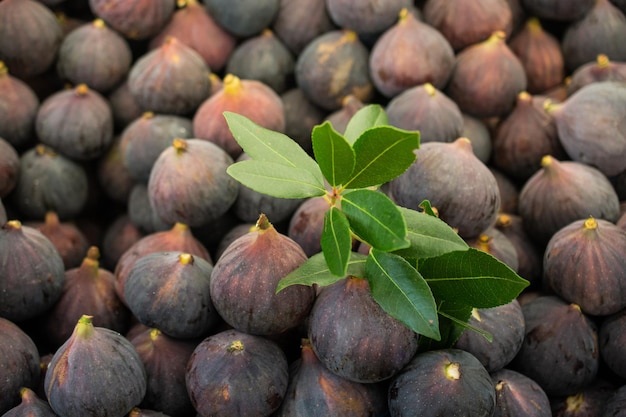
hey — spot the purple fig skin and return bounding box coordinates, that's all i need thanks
[2,387,56,417]
[550,378,617,417]
[490,369,552,417]
[521,0,595,21]
[599,308,626,379]
[88,0,176,40]
[326,0,412,35]
[0,137,19,198]
[567,54,626,95]
[97,135,137,205]
[467,227,520,272]
[495,213,542,285]
[0,62,39,149]
[461,113,492,164]
[282,87,326,152]
[288,196,329,257]
[107,79,143,131]
[100,214,144,271]
[272,0,335,55]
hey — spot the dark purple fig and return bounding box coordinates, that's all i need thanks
[193,74,286,158]
[45,315,147,417]
[600,308,626,379]
[97,135,137,205]
[543,216,626,316]
[226,29,295,94]
[492,92,565,181]
[287,196,329,257]
[561,0,626,73]
[124,251,219,339]
[101,214,144,271]
[2,387,56,417]
[511,296,599,397]
[509,18,564,95]
[114,221,211,305]
[295,30,374,111]
[204,0,280,38]
[495,213,542,285]
[130,328,197,416]
[388,348,496,417]
[454,300,525,373]
[423,0,513,51]
[149,0,236,72]
[548,81,626,177]
[0,220,65,322]
[461,113,492,164]
[370,8,455,98]
[185,329,289,417]
[326,0,411,35]
[550,378,617,417]
[612,0,626,12]
[0,318,40,414]
[386,83,464,143]
[0,62,39,149]
[391,138,501,239]
[518,155,621,246]
[0,137,19,198]
[446,31,527,119]
[281,87,326,153]
[214,222,254,261]
[128,36,212,116]
[490,368,552,417]
[274,338,388,417]
[121,112,193,183]
[88,0,176,40]
[147,138,238,227]
[107,79,143,131]
[35,84,114,160]
[11,145,89,220]
[57,18,132,93]
[567,54,626,95]
[25,211,90,270]
[505,0,527,35]
[521,0,595,21]
[272,0,335,55]
[324,95,365,135]
[602,385,626,417]
[0,198,6,225]
[210,214,315,335]
[129,185,172,232]
[308,276,419,383]
[0,0,63,79]
[466,226,520,272]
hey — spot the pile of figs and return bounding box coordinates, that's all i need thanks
[1,0,626,416]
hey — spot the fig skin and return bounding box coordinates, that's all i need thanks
[287,196,329,257]
[281,87,326,153]
[56,19,132,93]
[521,0,595,21]
[97,135,137,205]
[0,198,6,225]
[0,62,40,149]
[466,227,520,272]
[272,0,336,55]
[490,368,552,417]
[107,79,143,131]
[461,113,492,164]
[128,184,171,234]
[100,214,144,271]
[204,0,280,38]
[2,387,56,417]
[599,309,626,379]
[567,54,626,96]
[495,213,542,285]
[324,94,365,135]
[550,378,617,417]
[0,137,19,198]
[370,8,455,98]
[88,0,176,40]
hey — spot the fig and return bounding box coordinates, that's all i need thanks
[600,308,626,379]
[326,0,411,35]
[274,338,388,417]
[511,296,599,397]
[0,0,63,79]
[149,0,236,72]
[281,87,326,153]
[390,138,501,239]
[35,83,114,160]
[97,135,137,205]
[422,0,513,51]
[561,0,626,73]
[550,378,617,417]
[0,137,19,198]
[308,276,419,383]
[44,315,147,417]
[548,81,626,177]
[386,83,464,143]
[509,18,565,94]
[0,220,65,322]
[388,348,496,417]
[602,385,626,417]
[492,92,565,181]
[543,216,626,316]
[100,214,144,271]
[467,227,520,272]
[0,62,39,149]
[214,222,254,261]
[210,214,315,335]
[0,318,41,414]
[11,145,89,220]
[124,251,219,339]
[446,31,527,119]
[272,0,335,55]
[88,0,176,40]
[0,198,6,225]
[295,30,374,111]
[121,112,193,183]
[2,387,56,417]
[518,155,621,246]
[370,8,455,98]
[324,95,365,135]
[192,74,286,158]
[490,368,552,417]
[204,0,279,38]
[56,18,132,93]
[567,54,626,95]
[185,329,289,417]
[128,184,173,234]
[128,36,212,116]
[147,138,238,227]
[107,79,143,131]
[521,0,595,21]
[495,213,542,285]
[287,196,329,257]
[461,113,492,164]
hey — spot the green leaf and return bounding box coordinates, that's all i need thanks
[341,189,409,251]
[442,308,493,343]
[418,301,473,351]
[321,207,352,277]
[223,111,323,182]
[366,250,440,340]
[276,252,368,293]
[393,207,469,259]
[227,160,326,199]
[343,126,419,189]
[418,200,437,217]
[343,104,389,145]
[311,121,355,187]
[420,248,530,308]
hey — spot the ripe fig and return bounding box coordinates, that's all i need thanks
[495,213,542,285]
[550,378,617,417]
[446,31,527,119]
[210,214,315,335]
[88,0,176,40]
[282,87,326,153]
[100,214,144,271]
[45,315,147,417]
[2,387,56,417]
[567,54,626,95]
[324,95,365,135]
[97,135,137,205]
[0,62,39,149]
[128,183,172,234]
[467,227,520,272]
[599,308,626,379]
[107,79,143,131]
[461,113,492,164]
[0,137,19,198]
[326,0,412,35]
[602,385,626,417]
[204,0,280,38]
[287,196,329,257]
[490,368,552,417]
[272,0,335,55]
[521,0,595,21]
[214,222,254,261]
[491,168,519,214]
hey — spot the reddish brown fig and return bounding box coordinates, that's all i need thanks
[2,387,56,417]
[88,0,176,40]
[567,54,626,95]
[97,135,137,205]
[0,137,19,198]
[0,62,39,149]
[288,196,330,257]
[326,0,412,35]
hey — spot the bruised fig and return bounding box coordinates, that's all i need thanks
[567,54,626,95]
[446,31,527,119]
[88,0,176,40]
[272,0,335,55]
[370,8,455,98]
[204,0,280,38]
[0,62,39,149]
[490,368,552,417]
[521,0,595,21]
[44,315,147,417]
[0,137,19,198]
[543,216,626,316]
[192,74,286,158]
[2,387,56,417]
[210,214,315,335]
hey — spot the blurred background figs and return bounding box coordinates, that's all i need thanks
[0,137,20,198]
[272,0,335,55]
[521,0,595,21]
[326,0,412,36]
[204,0,280,38]
[88,0,177,40]
[0,62,39,150]
[567,54,626,95]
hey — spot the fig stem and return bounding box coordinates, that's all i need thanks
[445,362,461,380]
[255,213,271,231]
[75,315,95,339]
[227,340,245,353]
[584,216,598,230]
[179,253,194,265]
